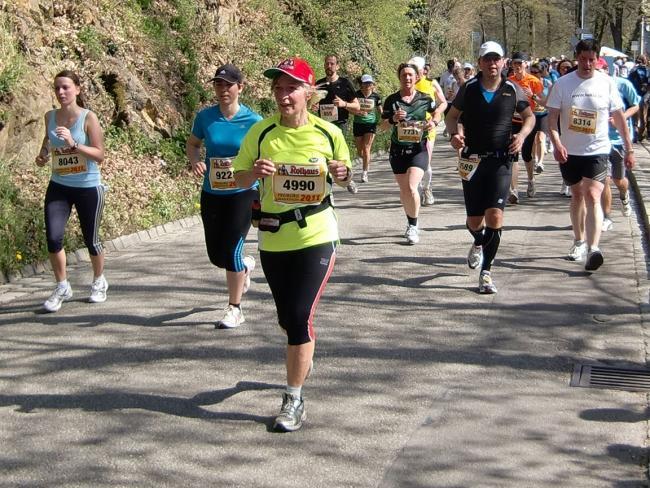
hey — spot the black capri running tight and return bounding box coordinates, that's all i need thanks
[260,241,336,345]
[200,189,255,272]
[45,180,106,256]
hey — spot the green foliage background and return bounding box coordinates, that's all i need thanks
[0,0,410,274]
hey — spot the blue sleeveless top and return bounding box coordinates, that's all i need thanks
[48,109,101,188]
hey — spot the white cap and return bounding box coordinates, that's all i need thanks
[463,62,473,69]
[408,56,426,71]
[360,74,374,83]
[478,41,504,58]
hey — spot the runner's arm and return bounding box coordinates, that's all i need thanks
[444,106,465,150]
[186,133,206,177]
[35,112,51,166]
[72,111,104,164]
[430,80,447,125]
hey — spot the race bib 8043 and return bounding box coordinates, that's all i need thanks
[52,149,87,176]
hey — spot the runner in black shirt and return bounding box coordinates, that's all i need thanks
[445,41,534,294]
[315,55,360,193]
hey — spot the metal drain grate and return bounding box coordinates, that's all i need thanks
[571,363,650,392]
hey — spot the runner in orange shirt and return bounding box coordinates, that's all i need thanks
[507,52,543,203]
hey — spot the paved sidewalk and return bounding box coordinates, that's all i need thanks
[1,140,650,487]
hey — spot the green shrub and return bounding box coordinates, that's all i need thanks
[0,16,24,98]
[0,160,47,273]
[77,26,104,59]
[158,123,192,177]
[105,125,157,156]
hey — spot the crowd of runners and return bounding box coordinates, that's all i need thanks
[32,39,647,431]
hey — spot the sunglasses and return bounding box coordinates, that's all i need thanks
[530,70,540,74]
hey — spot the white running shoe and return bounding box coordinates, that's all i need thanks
[535,162,544,174]
[242,255,255,294]
[43,282,73,312]
[361,171,368,183]
[560,182,569,196]
[479,270,498,294]
[273,393,306,432]
[347,181,358,194]
[89,275,109,303]
[602,218,614,232]
[216,304,245,329]
[621,192,632,217]
[467,244,483,269]
[405,225,420,245]
[526,180,536,198]
[508,189,519,204]
[422,187,435,206]
[567,241,587,261]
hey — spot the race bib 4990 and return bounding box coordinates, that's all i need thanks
[272,160,327,204]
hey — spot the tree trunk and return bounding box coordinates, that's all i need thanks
[609,0,624,50]
[501,0,508,55]
[546,10,551,54]
[528,7,535,55]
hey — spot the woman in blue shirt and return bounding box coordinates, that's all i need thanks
[35,70,107,313]
[186,64,262,329]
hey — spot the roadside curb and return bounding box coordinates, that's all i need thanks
[628,141,650,243]
[0,215,202,285]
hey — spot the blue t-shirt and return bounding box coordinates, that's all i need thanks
[191,104,262,195]
[609,77,641,146]
[480,84,496,103]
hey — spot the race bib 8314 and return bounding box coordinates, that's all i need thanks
[569,107,597,134]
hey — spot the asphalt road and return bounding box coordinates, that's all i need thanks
[1,140,649,487]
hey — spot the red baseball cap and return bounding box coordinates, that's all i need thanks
[263,58,315,86]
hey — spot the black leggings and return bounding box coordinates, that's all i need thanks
[44,180,106,255]
[200,190,255,272]
[261,242,336,345]
[512,117,540,163]
[462,157,512,215]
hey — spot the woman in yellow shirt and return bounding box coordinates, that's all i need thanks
[233,58,351,432]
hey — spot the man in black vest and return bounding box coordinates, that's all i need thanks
[445,41,534,294]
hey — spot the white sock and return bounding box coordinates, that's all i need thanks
[286,385,302,398]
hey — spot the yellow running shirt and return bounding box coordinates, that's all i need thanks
[233,113,351,252]
[415,78,440,141]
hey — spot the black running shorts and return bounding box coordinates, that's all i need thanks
[389,140,429,174]
[560,154,608,185]
[353,123,377,137]
[462,157,513,216]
